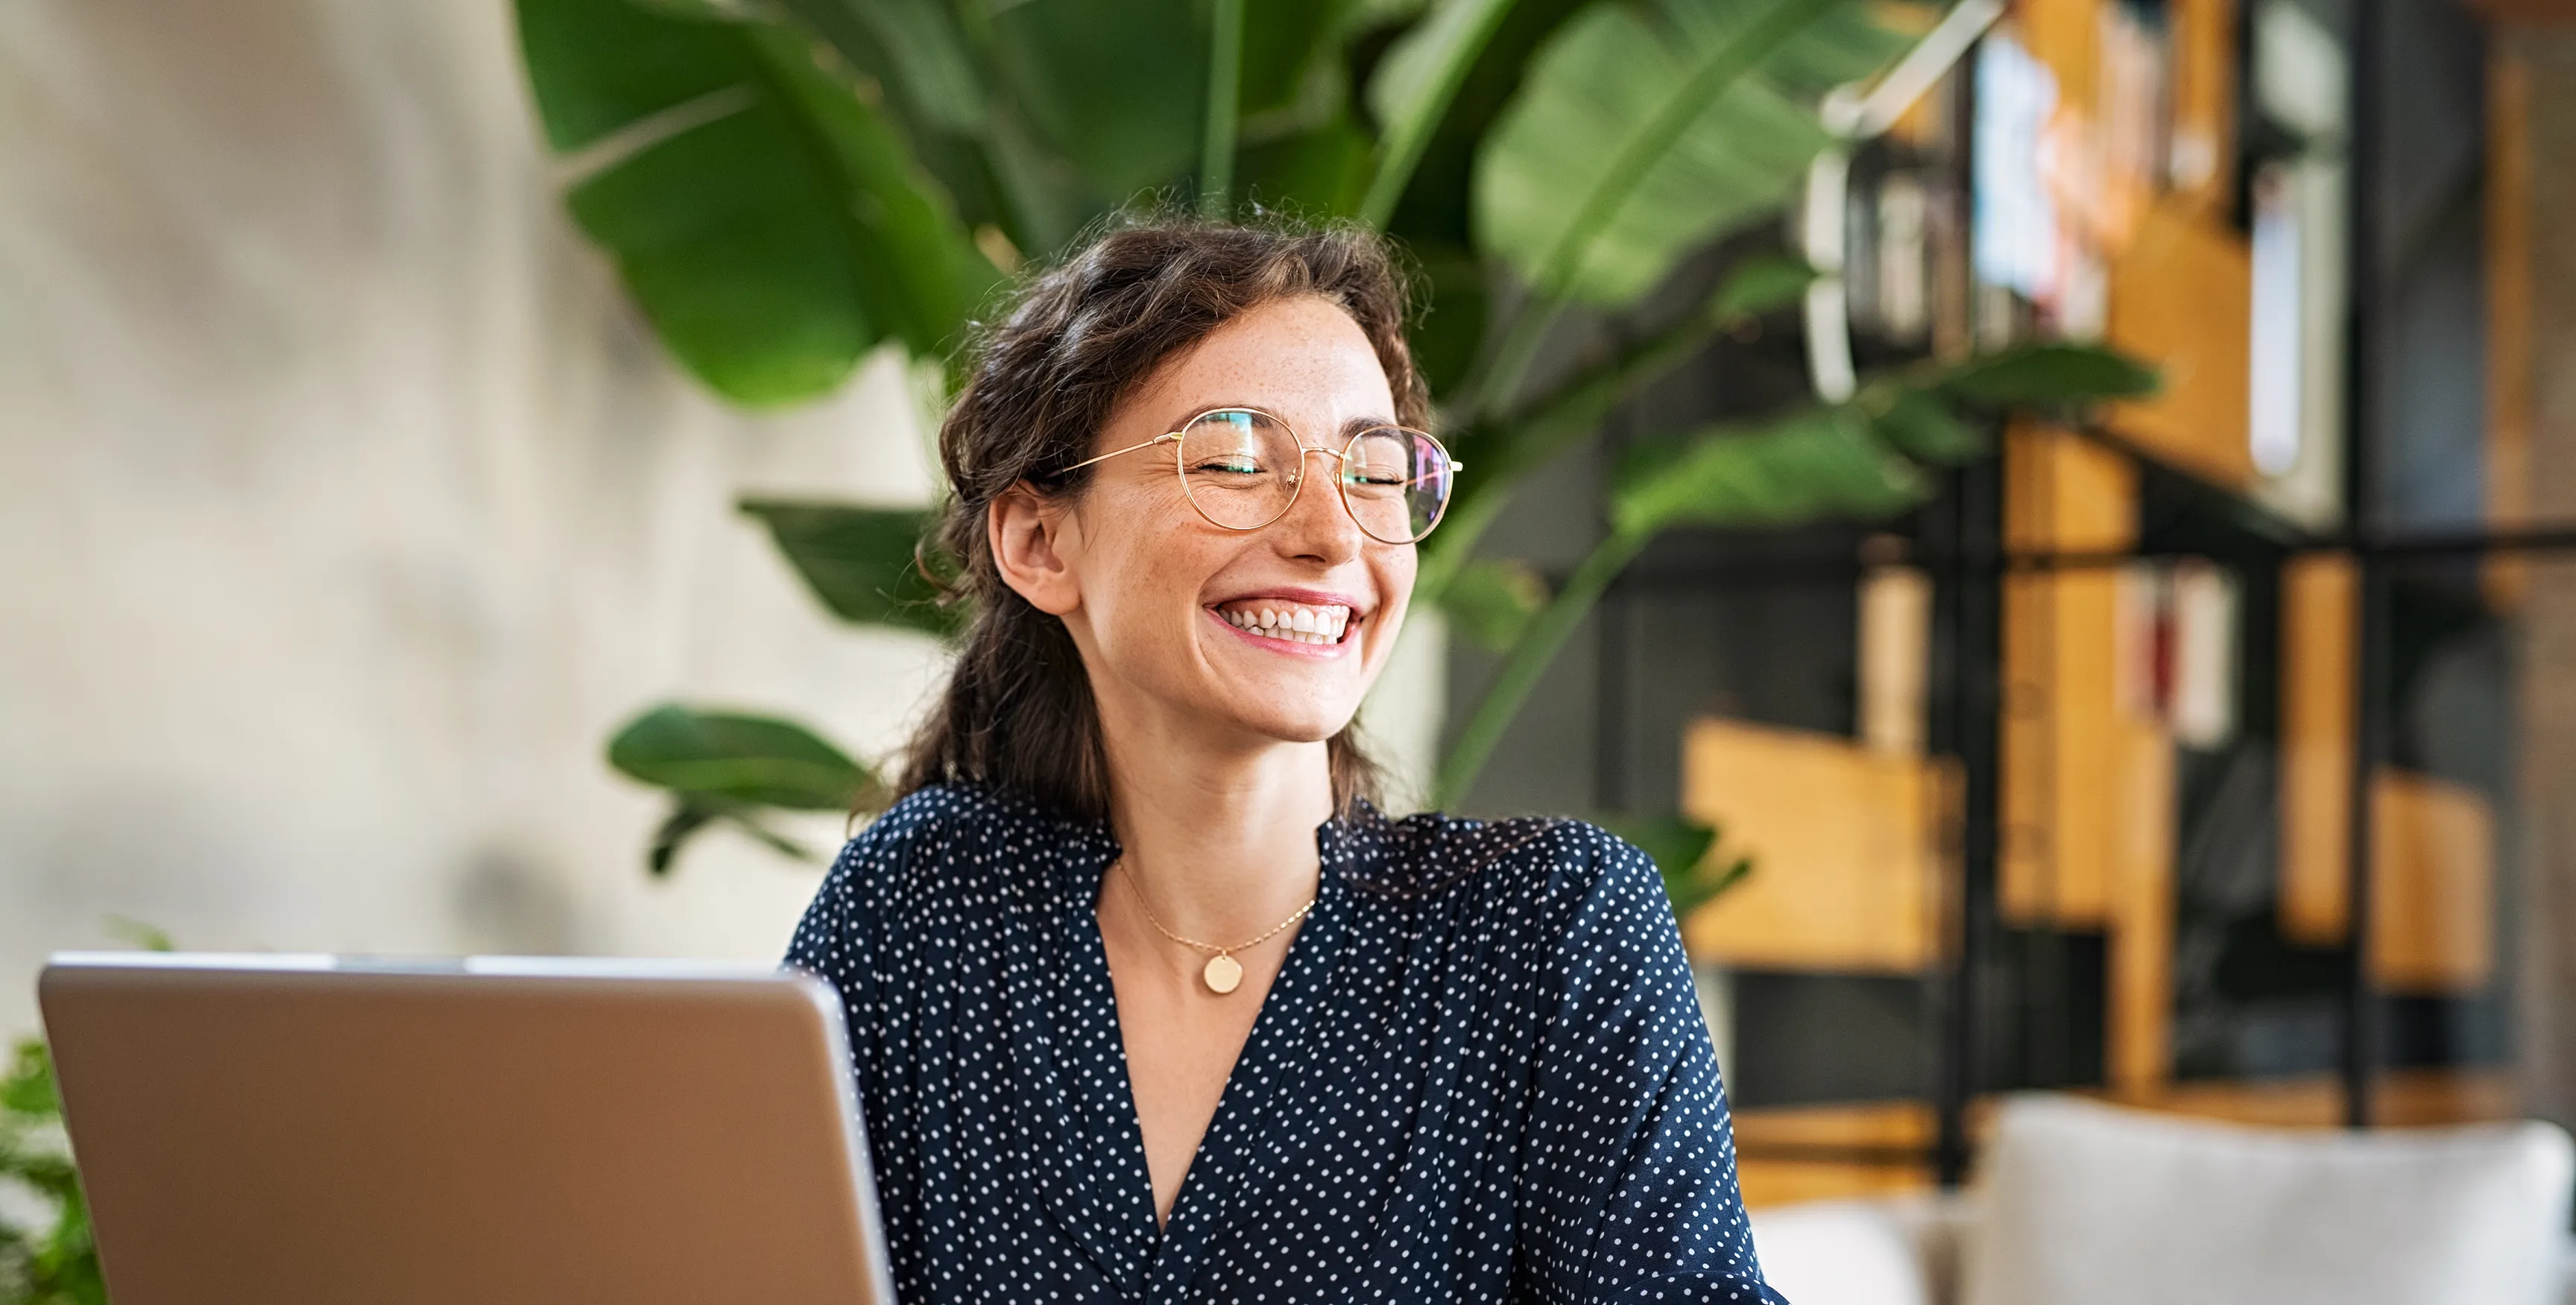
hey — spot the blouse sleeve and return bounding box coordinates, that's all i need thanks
[1515,827,1785,1304]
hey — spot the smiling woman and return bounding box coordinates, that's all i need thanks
[785,218,1783,1304]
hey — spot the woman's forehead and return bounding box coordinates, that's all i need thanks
[1127,297,1395,432]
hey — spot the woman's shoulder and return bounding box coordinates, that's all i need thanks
[1360,808,1663,928]
[821,782,1094,912]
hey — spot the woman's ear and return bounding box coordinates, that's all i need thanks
[989,484,1084,616]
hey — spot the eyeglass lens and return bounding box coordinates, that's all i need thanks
[1177,409,1451,543]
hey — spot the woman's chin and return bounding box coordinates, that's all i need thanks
[1197,695,1360,748]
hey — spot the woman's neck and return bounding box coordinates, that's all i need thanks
[1098,718,1334,947]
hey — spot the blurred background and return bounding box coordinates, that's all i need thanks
[7,0,2576,1295]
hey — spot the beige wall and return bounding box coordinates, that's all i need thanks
[0,0,955,1037]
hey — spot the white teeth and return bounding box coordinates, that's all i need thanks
[1216,601,1355,646]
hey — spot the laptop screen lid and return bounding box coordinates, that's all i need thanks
[37,954,894,1305]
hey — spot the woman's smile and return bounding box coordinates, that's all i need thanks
[1204,587,1366,657]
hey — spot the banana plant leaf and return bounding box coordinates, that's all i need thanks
[1611,405,1927,538]
[982,0,1207,201]
[517,0,1000,404]
[1474,0,1913,306]
[737,499,962,639]
[1928,341,2163,408]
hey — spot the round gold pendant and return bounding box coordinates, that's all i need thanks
[1202,953,1244,995]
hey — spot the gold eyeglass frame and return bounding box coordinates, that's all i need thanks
[1061,406,1465,546]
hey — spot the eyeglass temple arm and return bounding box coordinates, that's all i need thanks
[1060,432,1181,474]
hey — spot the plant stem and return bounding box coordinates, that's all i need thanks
[1357,0,1521,229]
[1200,0,1246,217]
[1465,293,1563,420]
[1421,279,1764,599]
[1433,528,1648,809]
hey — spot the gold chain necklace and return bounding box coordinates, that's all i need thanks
[1113,859,1316,995]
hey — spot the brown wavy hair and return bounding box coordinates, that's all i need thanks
[894,216,1429,824]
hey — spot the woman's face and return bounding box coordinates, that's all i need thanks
[1000,295,1415,753]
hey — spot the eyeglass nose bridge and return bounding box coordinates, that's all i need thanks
[1278,441,1352,489]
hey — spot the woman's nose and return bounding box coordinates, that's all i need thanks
[1274,446,1365,563]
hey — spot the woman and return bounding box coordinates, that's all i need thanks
[787,219,1781,1304]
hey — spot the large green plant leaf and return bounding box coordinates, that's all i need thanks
[608,704,884,874]
[608,703,876,810]
[1474,0,1910,306]
[1612,406,1928,537]
[517,0,999,404]
[737,499,961,638]
[774,0,985,134]
[983,0,1208,200]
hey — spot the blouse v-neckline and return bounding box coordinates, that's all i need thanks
[1037,820,1357,1301]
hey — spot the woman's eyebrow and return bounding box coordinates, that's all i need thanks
[1160,405,1400,438]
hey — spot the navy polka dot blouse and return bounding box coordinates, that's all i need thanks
[786,783,1783,1304]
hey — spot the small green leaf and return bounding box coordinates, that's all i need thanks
[645,800,720,877]
[2,1038,58,1119]
[1611,406,1928,538]
[738,499,962,637]
[1595,812,1754,920]
[608,704,874,810]
[1597,812,1718,881]
[97,915,177,953]
[1929,342,2160,408]
[1439,557,1550,650]
[1866,385,1989,463]
[1709,251,1817,321]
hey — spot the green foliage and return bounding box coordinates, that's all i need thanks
[1439,557,1550,651]
[517,0,1000,402]
[607,704,883,874]
[1611,406,1925,538]
[1362,0,1523,226]
[737,500,961,638]
[1929,341,2162,408]
[1473,0,1907,305]
[514,0,2155,872]
[1433,341,2151,808]
[1,1040,103,1305]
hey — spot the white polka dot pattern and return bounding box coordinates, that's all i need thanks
[786,783,1784,1304]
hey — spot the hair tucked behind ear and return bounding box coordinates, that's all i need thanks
[893,215,1427,824]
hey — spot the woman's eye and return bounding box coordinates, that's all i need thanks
[1194,458,1264,475]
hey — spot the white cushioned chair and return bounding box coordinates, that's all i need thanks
[1751,1093,2576,1305]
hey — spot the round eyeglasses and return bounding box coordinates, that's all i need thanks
[1061,407,1463,546]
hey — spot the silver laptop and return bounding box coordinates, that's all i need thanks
[37,953,894,1305]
